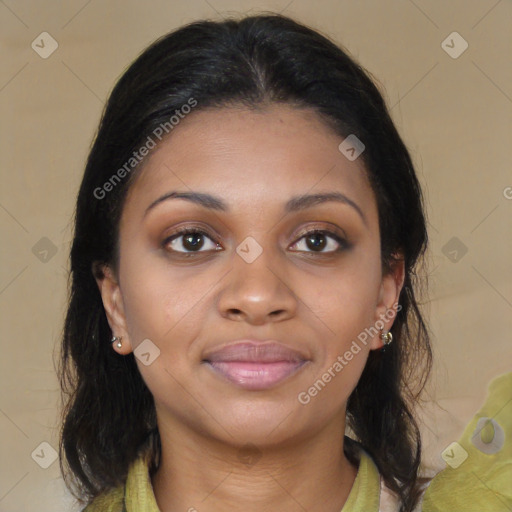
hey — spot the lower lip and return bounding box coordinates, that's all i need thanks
[205,360,307,390]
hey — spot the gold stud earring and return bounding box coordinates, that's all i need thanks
[380,330,393,346]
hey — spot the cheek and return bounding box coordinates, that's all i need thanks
[294,250,381,341]
[295,260,380,415]
[118,251,210,348]
[119,262,212,401]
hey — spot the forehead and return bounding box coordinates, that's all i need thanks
[123,104,377,220]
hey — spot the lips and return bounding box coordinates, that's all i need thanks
[203,341,309,390]
[204,341,307,363]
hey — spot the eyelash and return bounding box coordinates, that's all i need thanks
[162,226,349,256]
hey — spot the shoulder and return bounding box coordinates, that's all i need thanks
[378,478,401,512]
[81,447,159,512]
[81,485,125,512]
[345,437,433,512]
[379,474,433,512]
[83,451,161,512]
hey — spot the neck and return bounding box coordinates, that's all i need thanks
[151,415,359,512]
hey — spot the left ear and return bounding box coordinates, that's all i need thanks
[369,253,405,350]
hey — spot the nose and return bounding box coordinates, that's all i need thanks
[216,246,298,325]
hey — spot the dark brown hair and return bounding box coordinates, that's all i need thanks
[58,13,432,512]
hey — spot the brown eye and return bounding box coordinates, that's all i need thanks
[163,228,221,253]
[304,232,328,251]
[181,232,206,251]
[290,229,348,254]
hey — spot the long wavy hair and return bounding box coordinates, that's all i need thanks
[58,13,432,512]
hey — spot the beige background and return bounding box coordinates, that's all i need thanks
[1,0,511,510]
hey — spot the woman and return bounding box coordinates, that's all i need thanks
[58,13,434,512]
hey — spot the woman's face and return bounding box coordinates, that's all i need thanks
[97,104,403,447]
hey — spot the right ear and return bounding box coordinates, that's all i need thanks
[92,262,134,355]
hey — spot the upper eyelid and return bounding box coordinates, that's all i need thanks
[163,225,347,251]
[164,220,347,239]
[292,222,347,240]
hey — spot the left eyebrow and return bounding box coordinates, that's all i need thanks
[284,192,367,226]
[144,190,366,225]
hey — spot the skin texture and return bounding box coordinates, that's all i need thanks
[96,104,405,512]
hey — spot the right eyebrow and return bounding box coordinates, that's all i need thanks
[144,191,228,218]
